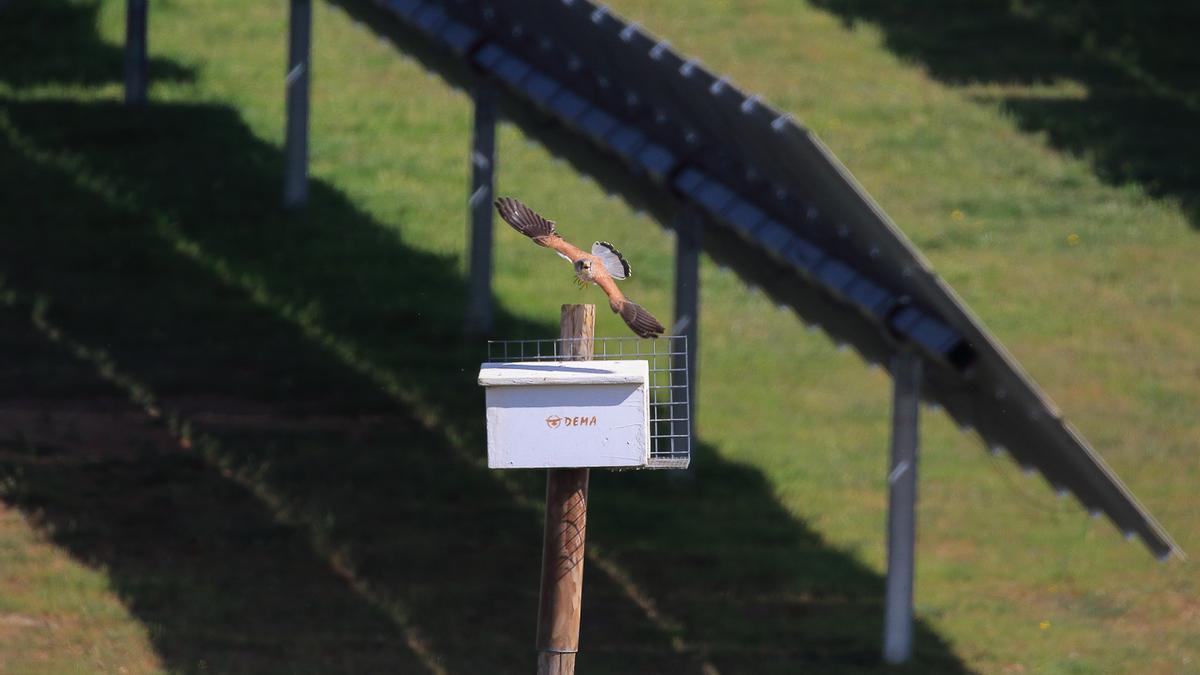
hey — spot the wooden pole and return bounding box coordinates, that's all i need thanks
[123,0,148,105]
[464,82,497,335]
[536,304,594,675]
[883,349,922,664]
[282,0,312,209]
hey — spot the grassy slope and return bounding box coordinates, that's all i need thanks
[0,0,1196,673]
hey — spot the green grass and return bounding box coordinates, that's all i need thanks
[0,0,1197,673]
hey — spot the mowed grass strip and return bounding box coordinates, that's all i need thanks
[0,0,1196,673]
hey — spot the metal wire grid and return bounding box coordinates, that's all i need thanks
[486,336,690,469]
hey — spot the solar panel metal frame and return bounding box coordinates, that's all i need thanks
[354,0,1181,560]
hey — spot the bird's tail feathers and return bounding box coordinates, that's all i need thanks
[618,300,665,339]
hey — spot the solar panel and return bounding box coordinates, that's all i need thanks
[634,143,675,181]
[370,0,1180,560]
[437,22,480,55]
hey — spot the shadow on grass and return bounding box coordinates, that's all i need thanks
[0,11,971,675]
[810,0,1200,228]
[0,0,194,90]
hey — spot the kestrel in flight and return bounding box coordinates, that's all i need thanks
[494,197,666,338]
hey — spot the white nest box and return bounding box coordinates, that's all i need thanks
[478,360,650,469]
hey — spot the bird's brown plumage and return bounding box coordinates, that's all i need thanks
[495,197,665,338]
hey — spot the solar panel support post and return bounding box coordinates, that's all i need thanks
[282,0,312,209]
[123,0,148,105]
[883,348,922,664]
[465,82,497,335]
[672,207,701,433]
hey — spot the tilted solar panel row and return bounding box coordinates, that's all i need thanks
[366,0,1179,559]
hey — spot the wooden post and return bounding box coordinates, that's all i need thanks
[123,0,148,105]
[282,0,312,209]
[464,83,497,335]
[883,349,922,664]
[536,304,594,674]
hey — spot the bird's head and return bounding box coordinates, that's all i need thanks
[575,259,592,274]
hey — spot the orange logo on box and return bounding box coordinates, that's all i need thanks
[545,414,597,428]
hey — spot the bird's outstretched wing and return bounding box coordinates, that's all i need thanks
[591,241,631,280]
[495,197,555,238]
[618,300,666,338]
[596,275,665,338]
[494,197,587,262]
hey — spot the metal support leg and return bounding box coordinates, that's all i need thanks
[282,0,312,209]
[464,83,497,335]
[883,349,922,664]
[672,208,700,438]
[124,0,148,105]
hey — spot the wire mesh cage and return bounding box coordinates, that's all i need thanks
[485,336,691,469]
